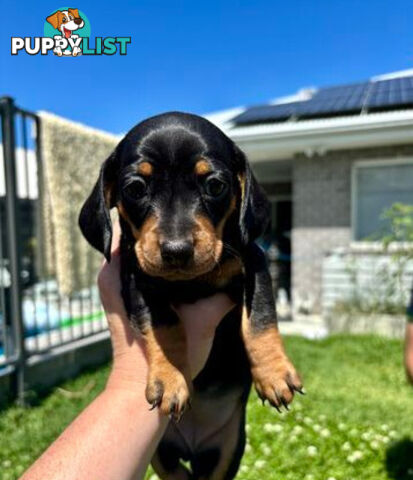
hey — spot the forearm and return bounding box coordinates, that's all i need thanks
[21,383,167,480]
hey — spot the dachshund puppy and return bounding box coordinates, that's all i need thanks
[79,112,302,479]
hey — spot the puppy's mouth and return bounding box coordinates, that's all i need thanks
[137,254,220,281]
[63,27,71,38]
[154,263,216,281]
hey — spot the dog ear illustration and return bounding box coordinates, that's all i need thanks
[68,8,80,18]
[235,145,270,245]
[46,10,63,30]
[79,150,119,262]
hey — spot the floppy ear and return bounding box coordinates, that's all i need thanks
[68,8,80,18]
[78,151,118,262]
[46,10,62,29]
[235,145,270,245]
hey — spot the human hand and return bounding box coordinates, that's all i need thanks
[99,223,235,392]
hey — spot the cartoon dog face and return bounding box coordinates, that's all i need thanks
[46,8,84,38]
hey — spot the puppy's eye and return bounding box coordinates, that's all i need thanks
[62,17,67,23]
[205,177,227,197]
[69,15,73,20]
[124,178,147,199]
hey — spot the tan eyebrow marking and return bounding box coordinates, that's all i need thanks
[194,159,211,176]
[137,161,153,176]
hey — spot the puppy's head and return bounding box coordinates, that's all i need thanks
[79,112,269,280]
[46,9,84,38]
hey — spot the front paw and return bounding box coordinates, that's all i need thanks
[146,370,191,421]
[252,358,303,412]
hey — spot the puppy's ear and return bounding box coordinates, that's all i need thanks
[78,151,118,262]
[235,145,270,245]
[68,8,80,18]
[46,10,62,29]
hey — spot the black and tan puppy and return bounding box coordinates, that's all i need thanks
[79,112,302,480]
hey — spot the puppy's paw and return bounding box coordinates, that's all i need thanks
[252,358,303,412]
[146,370,191,421]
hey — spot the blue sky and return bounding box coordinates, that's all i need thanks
[1,0,413,134]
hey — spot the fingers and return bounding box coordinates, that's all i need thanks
[98,221,122,294]
[111,221,122,253]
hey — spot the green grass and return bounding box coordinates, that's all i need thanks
[1,335,413,480]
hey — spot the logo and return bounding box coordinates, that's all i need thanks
[11,8,131,56]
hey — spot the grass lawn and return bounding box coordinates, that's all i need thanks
[1,334,413,480]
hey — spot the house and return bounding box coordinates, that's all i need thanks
[205,69,413,314]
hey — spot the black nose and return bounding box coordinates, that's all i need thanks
[160,239,194,267]
[74,17,83,25]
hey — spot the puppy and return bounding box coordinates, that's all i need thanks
[79,112,302,479]
[46,8,84,56]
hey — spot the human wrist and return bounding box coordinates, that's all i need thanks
[106,352,148,392]
[106,365,147,388]
[103,371,168,432]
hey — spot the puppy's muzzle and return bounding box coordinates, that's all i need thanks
[160,239,194,268]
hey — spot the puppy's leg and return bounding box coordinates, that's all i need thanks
[191,404,246,480]
[121,266,191,420]
[143,309,192,421]
[241,244,302,410]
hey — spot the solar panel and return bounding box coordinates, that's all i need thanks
[231,76,413,126]
[232,103,301,125]
[295,82,369,116]
[314,82,369,100]
[365,78,413,109]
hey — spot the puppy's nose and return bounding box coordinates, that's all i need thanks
[160,239,194,267]
[74,17,83,25]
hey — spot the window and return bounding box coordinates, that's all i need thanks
[353,160,413,240]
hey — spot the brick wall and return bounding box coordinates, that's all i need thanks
[291,144,413,312]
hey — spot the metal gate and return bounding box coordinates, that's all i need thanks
[0,97,106,403]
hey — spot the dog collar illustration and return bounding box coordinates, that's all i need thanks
[46,8,84,56]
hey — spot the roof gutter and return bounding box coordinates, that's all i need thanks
[227,110,413,162]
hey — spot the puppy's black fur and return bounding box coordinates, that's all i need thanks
[79,112,302,480]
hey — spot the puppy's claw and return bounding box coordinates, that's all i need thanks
[169,401,177,416]
[269,399,282,413]
[149,397,162,411]
[279,396,290,411]
[281,399,290,411]
[170,411,183,423]
[146,373,191,420]
[252,359,302,413]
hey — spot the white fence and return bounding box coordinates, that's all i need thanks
[322,248,413,313]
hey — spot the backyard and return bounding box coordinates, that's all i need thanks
[0,334,412,480]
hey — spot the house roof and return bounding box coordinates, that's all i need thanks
[204,70,413,161]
